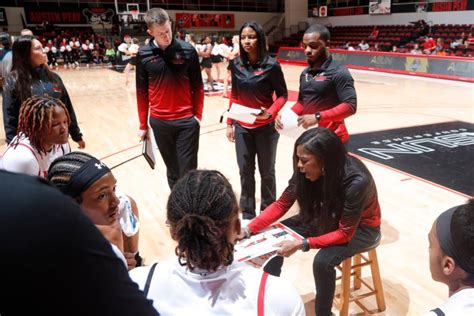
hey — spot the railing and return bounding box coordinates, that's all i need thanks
[276,46,474,82]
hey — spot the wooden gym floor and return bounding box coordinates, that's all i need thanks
[1,63,472,315]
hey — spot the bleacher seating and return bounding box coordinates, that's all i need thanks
[273,23,474,57]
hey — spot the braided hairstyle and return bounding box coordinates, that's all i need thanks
[13,95,70,155]
[167,170,239,272]
[47,151,95,201]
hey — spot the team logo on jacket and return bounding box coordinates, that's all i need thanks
[171,53,185,64]
[315,72,328,81]
[53,83,62,93]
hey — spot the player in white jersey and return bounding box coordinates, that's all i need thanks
[1,96,71,178]
[129,170,305,316]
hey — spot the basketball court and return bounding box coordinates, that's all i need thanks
[1,61,471,314]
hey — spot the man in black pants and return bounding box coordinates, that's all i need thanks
[136,8,204,188]
[276,24,357,145]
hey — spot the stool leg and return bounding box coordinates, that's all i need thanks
[368,249,386,311]
[353,254,362,290]
[340,258,352,316]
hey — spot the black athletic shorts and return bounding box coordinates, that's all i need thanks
[211,55,223,63]
[201,57,212,69]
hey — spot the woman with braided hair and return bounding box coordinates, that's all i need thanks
[2,35,85,148]
[1,95,70,178]
[129,169,304,315]
[47,151,142,271]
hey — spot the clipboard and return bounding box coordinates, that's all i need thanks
[142,128,157,170]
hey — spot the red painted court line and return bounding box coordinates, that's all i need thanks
[349,152,472,199]
[100,143,141,160]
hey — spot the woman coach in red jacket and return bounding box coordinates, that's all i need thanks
[241,127,382,316]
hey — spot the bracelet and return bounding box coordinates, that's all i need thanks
[301,239,310,252]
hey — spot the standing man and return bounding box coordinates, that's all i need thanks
[277,24,357,144]
[136,8,204,188]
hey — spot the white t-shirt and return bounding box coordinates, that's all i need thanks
[424,288,474,315]
[118,42,129,53]
[129,260,305,315]
[110,243,127,267]
[1,135,70,178]
[128,43,139,55]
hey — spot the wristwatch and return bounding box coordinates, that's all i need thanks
[315,111,321,123]
[301,239,310,252]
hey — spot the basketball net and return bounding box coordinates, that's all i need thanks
[130,10,139,22]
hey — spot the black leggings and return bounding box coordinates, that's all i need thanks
[263,216,381,316]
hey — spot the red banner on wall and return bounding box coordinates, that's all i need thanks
[431,0,468,12]
[176,13,234,28]
[25,8,87,24]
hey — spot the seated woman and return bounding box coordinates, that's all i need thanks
[1,96,71,178]
[129,170,305,315]
[47,152,142,270]
[241,128,382,316]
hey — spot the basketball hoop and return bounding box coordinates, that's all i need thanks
[130,10,139,22]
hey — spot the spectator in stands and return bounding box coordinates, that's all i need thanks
[103,42,116,64]
[372,43,381,51]
[434,38,445,54]
[358,39,369,51]
[0,32,12,88]
[0,170,159,316]
[465,32,474,45]
[129,169,305,315]
[368,25,379,40]
[423,37,436,54]
[451,32,466,50]
[410,43,422,54]
[392,45,399,53]
[2,36,85,147]
[343,42,354,50]
[425,199,474,316]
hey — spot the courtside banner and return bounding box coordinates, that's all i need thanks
[277,48,474,82]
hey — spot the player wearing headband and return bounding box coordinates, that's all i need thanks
[48,152,142,270]
[426,199,474,316]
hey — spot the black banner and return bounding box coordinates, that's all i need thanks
[278,48,474,80]
[347,122,474,196]
[0,8,7,26]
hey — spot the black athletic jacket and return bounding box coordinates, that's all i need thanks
[2,65,83,144]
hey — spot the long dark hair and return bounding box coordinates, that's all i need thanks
[167,170,239,272]
[11,35,56,103]
[238,21,268,65]
[293,128,346,234]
